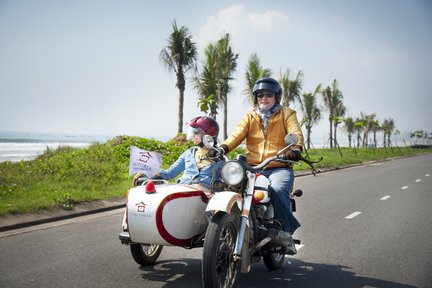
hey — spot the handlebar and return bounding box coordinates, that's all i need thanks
[251,156,298,171]
[299,155,323,176]
[237,154,323,175]
[235,155,298,173]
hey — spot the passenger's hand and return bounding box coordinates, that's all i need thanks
[132,173,145,187]
[284,149,301,161]
[150,174,162,180]
[207,144,229,157]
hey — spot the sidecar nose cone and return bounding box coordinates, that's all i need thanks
[145,181,156,194]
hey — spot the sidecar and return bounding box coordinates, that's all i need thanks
[120,180,209,247]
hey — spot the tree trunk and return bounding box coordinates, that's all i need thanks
[329,117,333,148]
[357,130,361,148]
[223,98,228,140]
[333,124,338,148]
[178,88,184,134]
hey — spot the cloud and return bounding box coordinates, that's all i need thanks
[248,10,289,32]
[196,4,289,49]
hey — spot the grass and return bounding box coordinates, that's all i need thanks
[0,136,430,216]
[295,145,427,171]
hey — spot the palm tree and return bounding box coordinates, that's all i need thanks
[215,33,238,140]
[362,113,381,148]
[279,69,303,108]
[299,84,321,149]
[194,43,219,117]
[332,102,346,148]
[382,118,395,148]
[370,119,380,148]
[360,112,376,147]
[160,20,198,134]
[194,34,238,139]
[410,130,427,145]
[322,79,344,148]
[354,118,365,148]
[244,53,272,104]
[343,117,355,148]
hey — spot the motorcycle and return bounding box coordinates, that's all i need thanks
[119,134,318,287]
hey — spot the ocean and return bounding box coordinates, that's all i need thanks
[0,131,114,163]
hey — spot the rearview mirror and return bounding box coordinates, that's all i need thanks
[202,135,215,149]
[284,134,298,147]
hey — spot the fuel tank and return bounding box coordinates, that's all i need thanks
[126,183,209,246]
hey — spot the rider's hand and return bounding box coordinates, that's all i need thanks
[284,149,302,161]
[132,173,145,187]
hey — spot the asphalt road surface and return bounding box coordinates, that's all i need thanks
[1,154,431,288]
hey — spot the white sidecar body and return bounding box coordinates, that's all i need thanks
[126,182,209,246]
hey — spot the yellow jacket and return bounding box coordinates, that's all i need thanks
[223,107,304,168]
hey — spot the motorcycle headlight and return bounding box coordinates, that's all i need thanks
[221,161,245,186]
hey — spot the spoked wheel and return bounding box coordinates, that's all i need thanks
[263,251,285,270]
[202,212,240,288]
[130,243,163,266]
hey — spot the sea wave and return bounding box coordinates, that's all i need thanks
[0,131,114,163]
[0,142,92,163]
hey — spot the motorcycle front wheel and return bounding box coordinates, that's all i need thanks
[202,212,240,288]
[130,243,163,266]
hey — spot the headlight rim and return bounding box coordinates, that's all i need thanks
[221,160,246,186]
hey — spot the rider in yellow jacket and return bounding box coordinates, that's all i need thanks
[219,77,304,255]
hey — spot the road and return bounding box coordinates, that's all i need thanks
[1,154,431,288]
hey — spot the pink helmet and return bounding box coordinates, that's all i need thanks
[186,116,219,137]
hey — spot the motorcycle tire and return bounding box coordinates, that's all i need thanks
[202,211,240,288]
[130,243,163,266]
[263,251,285,270]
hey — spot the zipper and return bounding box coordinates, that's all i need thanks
[261,126,267,163]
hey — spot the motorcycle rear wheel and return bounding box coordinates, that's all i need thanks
[202,212,240,288]
[130,243,163,266]
[263,252,285,270]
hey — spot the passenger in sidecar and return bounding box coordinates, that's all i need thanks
[132,116,224,194]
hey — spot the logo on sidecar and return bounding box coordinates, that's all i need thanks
[135,201,147,213]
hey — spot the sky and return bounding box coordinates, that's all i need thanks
[1,0,431,146]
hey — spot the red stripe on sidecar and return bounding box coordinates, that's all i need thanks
[156,191,207,246]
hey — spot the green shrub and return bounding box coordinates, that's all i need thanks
[0,136,430,216]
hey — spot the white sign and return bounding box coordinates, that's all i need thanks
[128,145,162,177]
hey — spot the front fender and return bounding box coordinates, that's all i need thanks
[206,191,243,213]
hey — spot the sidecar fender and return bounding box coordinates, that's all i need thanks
[206,191,243,213]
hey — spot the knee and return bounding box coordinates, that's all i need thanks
[271,179,293,194]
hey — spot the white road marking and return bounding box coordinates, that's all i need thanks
[415,179,421,183]
[167,274,184,282]
[345,211,362,219]
[401,186,409,190]
[296,244,304,250]
[285,244,304,258]
[380,195,391,200]
[426,174,430,177]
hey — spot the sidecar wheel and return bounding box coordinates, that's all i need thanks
[263,252,285,270]
[130,244,163,266]
[202,212,240,288]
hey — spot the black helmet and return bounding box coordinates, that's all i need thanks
[252,77,282,103]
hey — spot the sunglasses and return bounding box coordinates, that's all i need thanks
[256,92,275,99]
